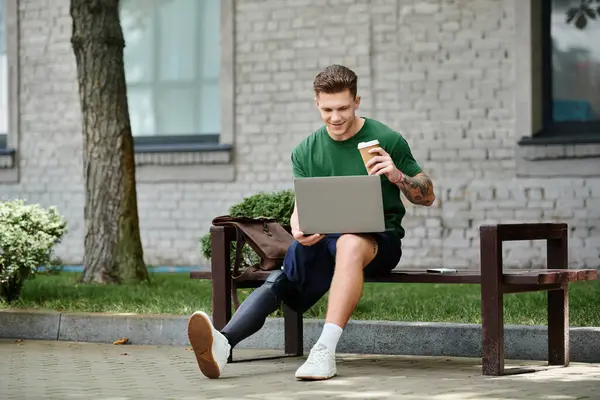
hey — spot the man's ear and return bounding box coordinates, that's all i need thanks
[354,95,361,110]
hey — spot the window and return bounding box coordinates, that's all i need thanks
[515,1,600,175]
[540,0,600,142]
[121,0,221,144]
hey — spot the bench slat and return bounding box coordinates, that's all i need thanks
[502,269,598,284]
[368,271,481,284]
[190,268,597,285]
[481,223,568,242]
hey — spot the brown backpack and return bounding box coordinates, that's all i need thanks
[211,215,294,276]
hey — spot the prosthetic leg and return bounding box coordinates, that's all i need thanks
[220,269,300,347]
[221,239,333,352]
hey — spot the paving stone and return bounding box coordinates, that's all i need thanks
[0,339,598,399]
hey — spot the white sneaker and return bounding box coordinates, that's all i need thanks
[187,311,231,379]
[295,343,337,380]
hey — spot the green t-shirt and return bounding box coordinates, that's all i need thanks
[291,117,422,239]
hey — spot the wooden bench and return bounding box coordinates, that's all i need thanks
[190,222,598,376]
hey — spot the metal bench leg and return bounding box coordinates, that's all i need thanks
[283,304,303,356]
[480,226,504,376]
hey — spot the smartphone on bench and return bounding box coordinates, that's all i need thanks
[426,268,458,274]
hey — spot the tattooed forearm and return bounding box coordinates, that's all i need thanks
[397,173,435,206]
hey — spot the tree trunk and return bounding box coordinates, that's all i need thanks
[70,0,148,284]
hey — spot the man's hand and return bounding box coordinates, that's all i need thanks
[289,200,324,246]
[291,228,324,246]
[365,147,436,207]
[365,147,404,184]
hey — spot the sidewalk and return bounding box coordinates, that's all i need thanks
[1,339,598,399]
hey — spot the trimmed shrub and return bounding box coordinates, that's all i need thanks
[0,200,68,302]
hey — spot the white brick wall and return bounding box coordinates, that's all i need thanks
[4,0,599,269]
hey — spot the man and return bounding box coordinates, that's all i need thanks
[187,64,435,381]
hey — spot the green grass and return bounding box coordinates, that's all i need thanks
[2,272,599,326]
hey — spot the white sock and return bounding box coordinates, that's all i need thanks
[316,323,343,354]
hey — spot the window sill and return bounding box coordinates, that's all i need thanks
[516,136,600,177]
[134,143,232,165]
[517,136,600,160]
[133,142,235,183]
[134,141,232,154]
[518,133,600,147]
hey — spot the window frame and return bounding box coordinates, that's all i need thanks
[521,0,600,145]
[133,133,231,153]
[0,0,17,166]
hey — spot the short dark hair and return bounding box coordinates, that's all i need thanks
[313,65,358,98]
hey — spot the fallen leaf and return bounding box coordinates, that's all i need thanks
[113,337,129,345]
[13,339,23,343]
[120,353,129,356]
[185,348,193,351]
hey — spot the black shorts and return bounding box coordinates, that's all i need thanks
[280,232,402,312]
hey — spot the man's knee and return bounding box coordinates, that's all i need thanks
[264,269,295,299]
[262,269,307,311]
[336,234,377,265]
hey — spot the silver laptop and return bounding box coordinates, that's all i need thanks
[293,175,386,235]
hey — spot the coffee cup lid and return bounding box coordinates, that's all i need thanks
[357,140,380,149]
